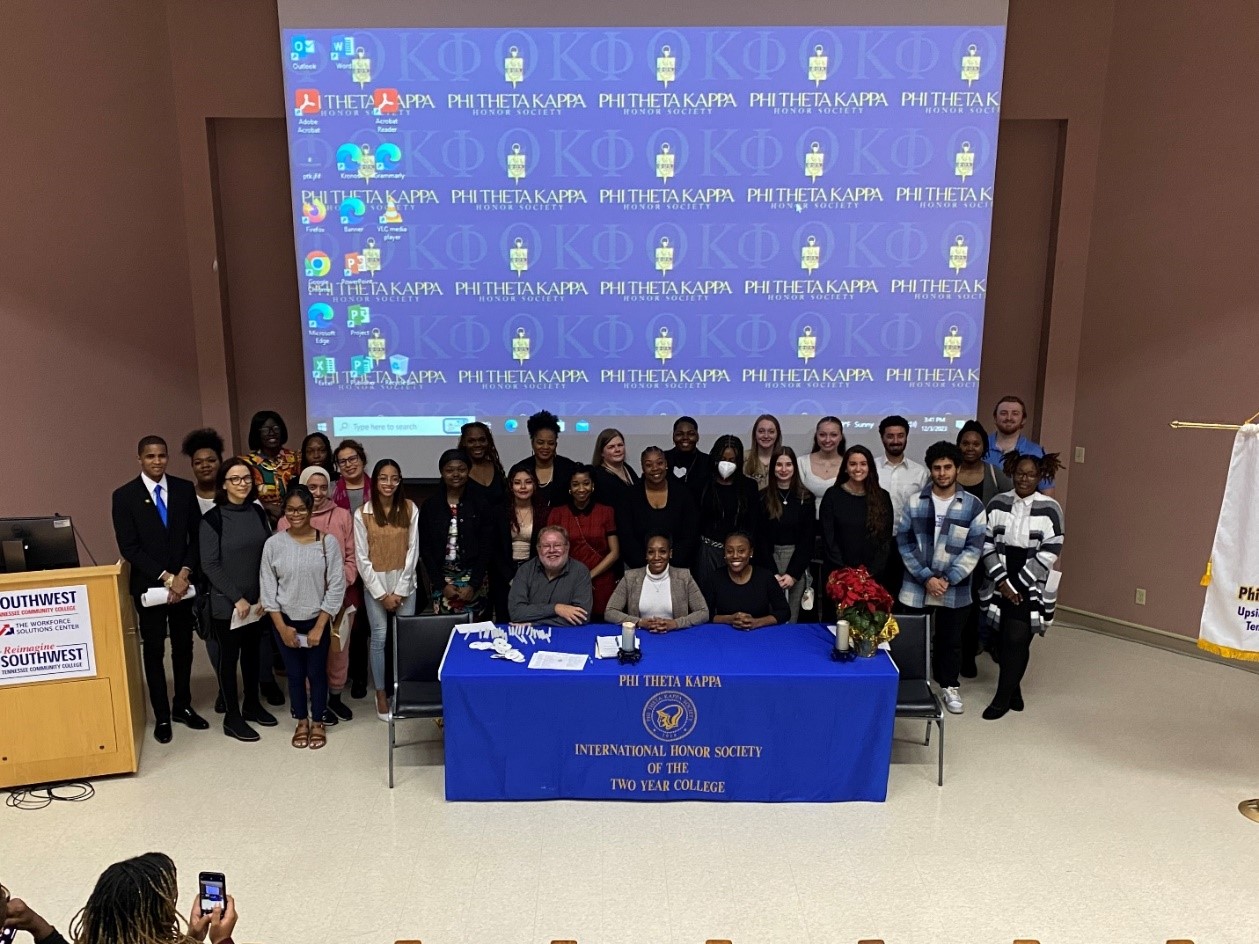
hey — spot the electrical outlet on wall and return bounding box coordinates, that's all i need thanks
[1135,588,1147,605]
[1074,446,1085,463]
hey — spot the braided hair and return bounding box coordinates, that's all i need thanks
[71,852,198,944]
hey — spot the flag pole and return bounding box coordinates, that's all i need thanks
[1171,411,1259,822]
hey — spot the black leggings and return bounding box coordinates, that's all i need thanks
[214,618,263,720]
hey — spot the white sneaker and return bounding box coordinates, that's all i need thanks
[941,686,964,715]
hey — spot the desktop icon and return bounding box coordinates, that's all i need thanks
[301,197,327,225]
[371,88,401,114]
[290,36,315,62]
[347,304,371,327]
[350,355,374,377]
[294,89,322,116]
[312,356,336,378]
[307,303,334,326]
[330,35,356,60]
[304,251,331,277]
[504,419,519,432]
[339,197,366,225]
[575,420,591,433]
[389,354,409,376]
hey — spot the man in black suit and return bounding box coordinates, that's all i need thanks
[111,435,209,743]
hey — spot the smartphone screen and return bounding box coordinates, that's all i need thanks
[198,871,227,915]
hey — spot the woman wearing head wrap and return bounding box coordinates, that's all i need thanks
[418,449,495,620]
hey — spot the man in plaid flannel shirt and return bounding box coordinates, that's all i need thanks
[896,440,987,715]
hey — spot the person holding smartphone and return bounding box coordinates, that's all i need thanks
[2,882,68,944]
[67,853,238,944]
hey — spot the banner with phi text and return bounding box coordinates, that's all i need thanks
[1199,425,1259,661]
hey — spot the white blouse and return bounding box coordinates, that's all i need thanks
[799,457,838,514]
[637,569,674,620]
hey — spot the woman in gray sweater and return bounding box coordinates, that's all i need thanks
[260,485,346,750]
[200,460,274,742]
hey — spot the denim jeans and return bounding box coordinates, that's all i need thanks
[363,590,417,691]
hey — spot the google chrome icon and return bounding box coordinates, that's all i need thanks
[304,251,331,277]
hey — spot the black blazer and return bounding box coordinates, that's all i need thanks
[417,491,497,591]
[111,475,202,597]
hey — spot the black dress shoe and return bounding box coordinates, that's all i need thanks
[261,681,286,706]
[321,708,339,726]
[223,716,260,742]
[350,681,368,700]
[960,661,978,679]
[1010,689,1025,712]
[328,694,353,721]
[242,704,278,727]
[214,693,226,714]
[171,707,210,730]
[982,702,1009,721]
[154,722,173,744]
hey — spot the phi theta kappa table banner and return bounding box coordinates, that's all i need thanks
[440,622,898,802]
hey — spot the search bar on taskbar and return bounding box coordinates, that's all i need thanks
[333,417,474,437]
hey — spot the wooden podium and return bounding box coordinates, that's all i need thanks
[0,563,145,788]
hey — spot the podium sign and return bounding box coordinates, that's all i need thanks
[0,583,96,686]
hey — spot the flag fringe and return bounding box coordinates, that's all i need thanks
[1197,637,1259,662]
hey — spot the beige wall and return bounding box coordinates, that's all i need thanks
[10,0,1246,640]
[1061,3,1259,633]
[1,0,198,565]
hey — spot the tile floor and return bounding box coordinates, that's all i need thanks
[3,625,1258,944]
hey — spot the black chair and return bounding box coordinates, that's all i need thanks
[888,612,945,786]
[389,611,471,787]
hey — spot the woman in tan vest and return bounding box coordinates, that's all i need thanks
[352,459,419,721]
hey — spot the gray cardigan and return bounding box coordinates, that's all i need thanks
[604,566,709,628]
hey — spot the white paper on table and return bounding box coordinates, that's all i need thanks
[140,586,197,607]
[456,620,498,636]
[230,604,265,630]
[594,635,639,659]
[527,651,588,671]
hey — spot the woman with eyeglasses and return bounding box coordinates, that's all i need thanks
[977,452,1065,720]
[260,485,346,750]
[200,460,274,742]
[352,458,419,721]
[243,410,300,521]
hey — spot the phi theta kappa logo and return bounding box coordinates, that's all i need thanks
[643,690,698,742]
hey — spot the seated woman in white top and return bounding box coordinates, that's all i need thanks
[604,534,709,633]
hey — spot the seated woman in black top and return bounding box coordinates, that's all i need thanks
[696,435,761,585]
[703,531,789,630]
[417,449,495,619]
[619,446,699,570]
[755,447,815,623]
[507,409,576,507]
[819,444,894,589]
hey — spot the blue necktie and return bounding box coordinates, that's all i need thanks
[154,484,168,527]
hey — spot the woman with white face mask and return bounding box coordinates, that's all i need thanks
[695,435,762,586]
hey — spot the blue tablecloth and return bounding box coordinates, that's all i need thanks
[440,623,898,802]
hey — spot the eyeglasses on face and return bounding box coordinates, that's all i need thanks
[224,475,253,486]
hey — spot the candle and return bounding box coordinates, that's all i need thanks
[836,620,850,652]
[621,621,636,652]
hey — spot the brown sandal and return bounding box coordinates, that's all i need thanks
[292,719,310,749]
[308,722,327,750]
